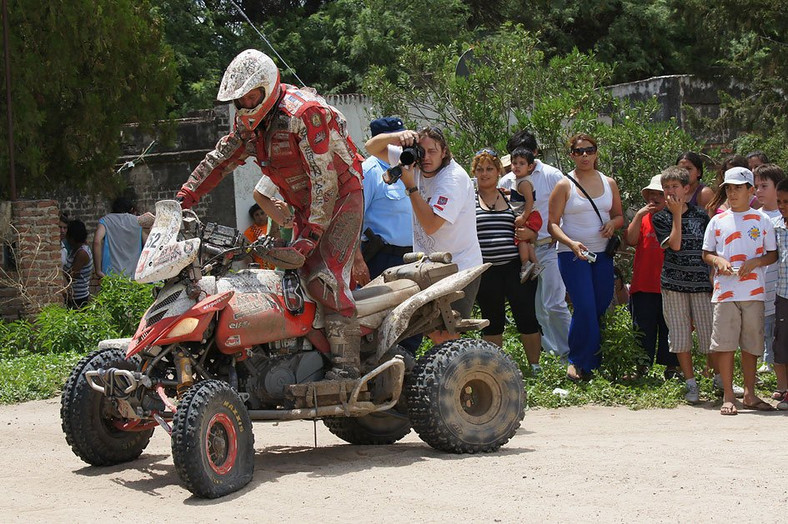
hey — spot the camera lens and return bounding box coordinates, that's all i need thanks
[399,145,422,166]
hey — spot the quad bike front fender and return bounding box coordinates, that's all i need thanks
[376,263,490,356]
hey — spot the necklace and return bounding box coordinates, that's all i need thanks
[479,190,501,210]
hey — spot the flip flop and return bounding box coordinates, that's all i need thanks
[720,402,738,416]
[741,399,776,411]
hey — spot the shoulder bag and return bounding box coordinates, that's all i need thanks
[564,173,621,256]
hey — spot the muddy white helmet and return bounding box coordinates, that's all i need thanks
[217,49,281,131]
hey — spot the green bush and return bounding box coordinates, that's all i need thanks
[0,318,35,359]
[598,305,649,382]
[0,275,153,404]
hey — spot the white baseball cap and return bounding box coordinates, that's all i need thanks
[722,166,754,186]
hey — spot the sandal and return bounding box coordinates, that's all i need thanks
[741,399,776,412]
[720,401,738,416]
[771,389,787,401]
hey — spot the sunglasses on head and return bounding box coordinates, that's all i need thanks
[418,125,445,139]
[571,146,597,156]
[474,148,498,158]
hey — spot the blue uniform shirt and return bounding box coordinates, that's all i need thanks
[362,156,413,247]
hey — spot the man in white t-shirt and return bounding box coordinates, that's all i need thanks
[365,125,483,331]
[508,130,571,358]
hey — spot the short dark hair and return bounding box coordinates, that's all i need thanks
[506,130,538,155]
[111,197,134,214]
[746,151,770,164]
[661,166,690,187]
[510,147,535,164]
[753,164,785,187]
[776,178,788,193]
[248,203,262,219]
[66,219,87,244]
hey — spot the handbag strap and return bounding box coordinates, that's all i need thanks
[564,172,605,226]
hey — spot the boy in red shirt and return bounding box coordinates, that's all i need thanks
[625,175,679,378]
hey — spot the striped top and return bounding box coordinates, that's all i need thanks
[65,244,93,300]
[475,191,519,266]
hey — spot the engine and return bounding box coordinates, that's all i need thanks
[241,350,325,408]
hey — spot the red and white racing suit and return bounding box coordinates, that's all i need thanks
[177,84,364,318]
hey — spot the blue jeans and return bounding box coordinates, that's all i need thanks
[558,251,614,372]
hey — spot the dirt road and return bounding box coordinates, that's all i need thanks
[0,398,785,522]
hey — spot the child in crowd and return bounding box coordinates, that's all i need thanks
[702,167,777,415]
[652,166,715,403]
[510,147,543,282]
[753,164,784,373]
[769,177,788,408]
[625,174,679,378]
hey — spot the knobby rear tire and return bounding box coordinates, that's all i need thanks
[405,339,524,453]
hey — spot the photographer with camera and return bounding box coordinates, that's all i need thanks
[365,126,482,341]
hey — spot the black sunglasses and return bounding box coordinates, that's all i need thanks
[571,146,597,156]
[474,148,498,157]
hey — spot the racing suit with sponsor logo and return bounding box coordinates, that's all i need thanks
[177,84,364,322]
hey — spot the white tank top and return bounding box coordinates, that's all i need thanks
[557,170,612,253]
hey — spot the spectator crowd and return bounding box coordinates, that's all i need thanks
[360,118,788,416]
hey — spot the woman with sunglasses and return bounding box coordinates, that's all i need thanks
[548,133,624,380]
[473,148,543,374]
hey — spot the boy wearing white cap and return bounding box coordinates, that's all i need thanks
[702,167,778,414]
[625,174,679,378]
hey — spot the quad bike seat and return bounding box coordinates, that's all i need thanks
[352,278,420,328]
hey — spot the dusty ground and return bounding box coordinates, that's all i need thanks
[0,398,785,522]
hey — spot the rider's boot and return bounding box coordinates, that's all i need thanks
[324,313,361,380]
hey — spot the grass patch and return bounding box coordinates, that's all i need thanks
[0,275,152,405]
[0,351,83,404]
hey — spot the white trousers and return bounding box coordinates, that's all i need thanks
[535,244,571,357]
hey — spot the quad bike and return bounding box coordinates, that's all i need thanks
[60,200,525,498]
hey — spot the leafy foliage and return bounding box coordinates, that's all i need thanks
[0,276,153,404]
[364,24,699,212]
[0,0,178,199]
[597,305,648,382]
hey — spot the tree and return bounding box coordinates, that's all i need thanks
[674,0,788,163]
[363,24,698,212]
[0,0,178,199]
[501,0,688,84]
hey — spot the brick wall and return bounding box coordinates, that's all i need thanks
[0,200,62,320]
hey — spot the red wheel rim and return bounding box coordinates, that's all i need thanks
[205,413,238,475]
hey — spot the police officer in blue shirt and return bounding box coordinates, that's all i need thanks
[351,116,421,353]
[352,116,415,282]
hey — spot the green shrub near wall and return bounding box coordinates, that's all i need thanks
[0,275,153,404]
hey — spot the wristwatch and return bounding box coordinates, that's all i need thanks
[406,186,418,195]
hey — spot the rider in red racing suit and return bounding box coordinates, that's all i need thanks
[176,49,364,380]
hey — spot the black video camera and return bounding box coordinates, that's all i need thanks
[383,145,424,185]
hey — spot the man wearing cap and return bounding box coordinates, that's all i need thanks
[702,166,778,414]
[352,117,414,287]
[508,130,571,358]
[625,175,679,378]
